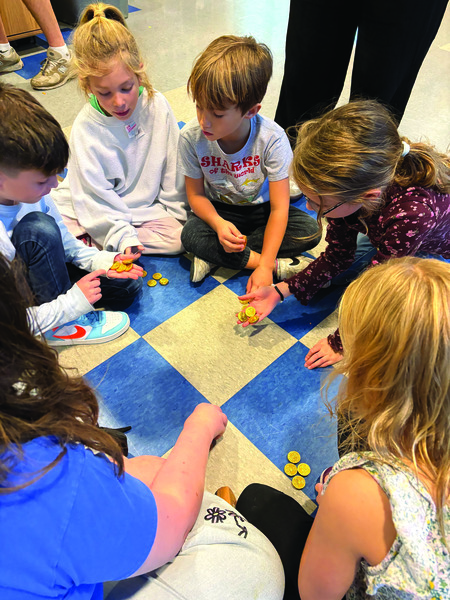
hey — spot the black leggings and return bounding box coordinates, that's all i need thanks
[237,483,314,600]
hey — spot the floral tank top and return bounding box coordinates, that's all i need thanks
[324,452,450,599]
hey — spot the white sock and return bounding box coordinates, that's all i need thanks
[48,44,70,60]
[0,42,12,53]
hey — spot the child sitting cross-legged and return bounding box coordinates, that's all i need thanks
[52,3,188,257]
[179,35,319,291]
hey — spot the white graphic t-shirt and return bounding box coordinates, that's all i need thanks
[178,113,293,206]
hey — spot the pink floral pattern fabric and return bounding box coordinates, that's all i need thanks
[285,184,450,352]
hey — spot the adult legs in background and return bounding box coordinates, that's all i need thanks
[0,0,73,88]
[104,492,285,600]
[351,0,449,124]
[11,212,72,303]
[275,0,448,138]
[275,0,359,137]
[236,483,314,600]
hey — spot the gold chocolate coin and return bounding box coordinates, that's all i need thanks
[297,463,311,476]
[152,273,162,280]
[159,278,169,286]
[287,451,301,464]
[284,463,297,477]
[292,475,306,490]
[147,279,157,287]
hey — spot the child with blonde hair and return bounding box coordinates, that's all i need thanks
[236,257,450,599]
[240,100,450,367]
[178,35,319,289]
[52,3,187,256]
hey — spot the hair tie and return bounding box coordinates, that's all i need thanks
[401,141,410,157]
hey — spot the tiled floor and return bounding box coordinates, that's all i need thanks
[3,0,449,511]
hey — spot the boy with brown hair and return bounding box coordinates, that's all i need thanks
[179,35,318,289]
[0,82,143,345]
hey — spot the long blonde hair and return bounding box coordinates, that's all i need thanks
[293,100,450,234]
[71,3,153,97]
[329,257,450,539]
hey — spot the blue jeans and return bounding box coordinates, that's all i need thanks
[12,212,142,308]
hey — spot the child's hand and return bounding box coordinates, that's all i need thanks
[238,286,281,327]
[305,338,343,369]
[315,482,324,505]
[108,253,144,279]
[246,265,273,293]
[186,403,228,441]
[216,220,246,253]
[76,270,104,305]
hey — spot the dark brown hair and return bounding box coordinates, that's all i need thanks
[0,256,124,493]
[0,83,68,176]
[188,35,272,114]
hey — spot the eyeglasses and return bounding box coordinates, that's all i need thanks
[303,194,349,217]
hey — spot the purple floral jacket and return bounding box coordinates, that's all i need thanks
[285,184,450,352]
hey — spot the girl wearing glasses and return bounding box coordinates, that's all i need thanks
[239,100,450,369]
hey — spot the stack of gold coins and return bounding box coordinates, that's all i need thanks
[236,300,259,324]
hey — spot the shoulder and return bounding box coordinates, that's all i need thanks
[180,117,201,138]
[320,466,396,564]
[254,114,289,141]
[146,90,175,117]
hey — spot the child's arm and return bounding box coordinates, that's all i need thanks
[246,177,290,292]
[186,176,246,252]
[123,403,228,575]
[298,469,396,600]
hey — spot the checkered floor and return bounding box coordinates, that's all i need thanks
[57,196,341,510]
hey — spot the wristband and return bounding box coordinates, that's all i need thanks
[273,284,284,302]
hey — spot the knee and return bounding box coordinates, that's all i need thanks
[13,212,61,248]
[124,276,143,297]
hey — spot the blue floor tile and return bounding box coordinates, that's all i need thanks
[86,337,208,457]
[128,254,220,335]
[222,343,341,499]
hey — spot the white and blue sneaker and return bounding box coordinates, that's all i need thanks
[44,310,130,346]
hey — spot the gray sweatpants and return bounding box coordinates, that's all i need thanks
[104,492,285,600]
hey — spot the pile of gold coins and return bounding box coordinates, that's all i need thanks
[147,272,169,287]
[109,258,134,272]
[284,450,311,490]
[236,299,259,324]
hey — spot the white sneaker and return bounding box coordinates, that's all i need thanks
[276,256,314,280]
[44,310,130,346]
[190,256,216,282]
[30,48,75,90]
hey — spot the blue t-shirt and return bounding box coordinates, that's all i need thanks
[0,437,157,599]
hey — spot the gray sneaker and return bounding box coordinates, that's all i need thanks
[31,49,74,90]
[276,255,314,280]
[0,48,23,74]
[190,256,216,282]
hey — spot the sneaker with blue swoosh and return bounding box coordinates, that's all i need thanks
[44,310,130,346]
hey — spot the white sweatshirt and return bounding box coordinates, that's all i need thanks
[52,90,188,252]
[0,196,117,334]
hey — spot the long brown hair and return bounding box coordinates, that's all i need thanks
[328,257,450,541]
[293,100,450,235]
[0,257,125,493]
